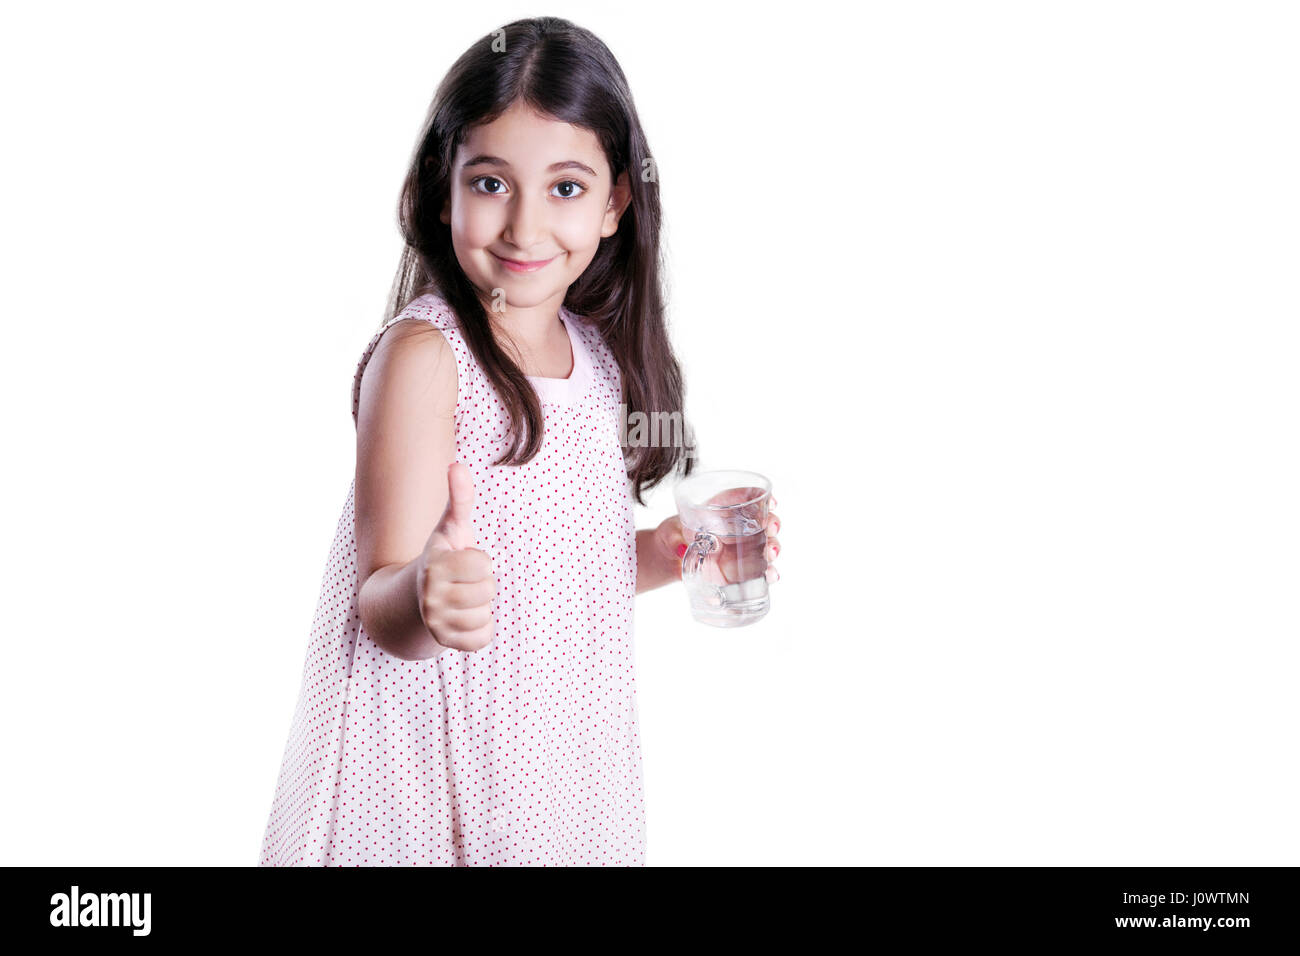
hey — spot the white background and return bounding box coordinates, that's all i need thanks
[1,1,1296,866]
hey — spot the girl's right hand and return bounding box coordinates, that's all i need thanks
[415,462,497,652]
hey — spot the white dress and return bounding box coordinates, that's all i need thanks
[259,292,645,865]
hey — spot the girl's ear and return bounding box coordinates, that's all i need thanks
[601,171,632,238]
[440,196,451,226]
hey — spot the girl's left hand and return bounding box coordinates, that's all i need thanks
[654,495,781,584]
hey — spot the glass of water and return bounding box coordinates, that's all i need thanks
[674,469,772,627]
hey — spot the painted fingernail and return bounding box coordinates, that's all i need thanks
[676,543,687,558]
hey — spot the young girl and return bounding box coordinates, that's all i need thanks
[259,16,781,866]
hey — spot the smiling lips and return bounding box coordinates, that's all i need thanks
[491,250,557,273]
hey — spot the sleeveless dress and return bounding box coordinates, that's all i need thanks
[258,292,644,866]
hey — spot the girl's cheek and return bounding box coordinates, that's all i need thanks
[561,212,601,243]
[463,214,504,245]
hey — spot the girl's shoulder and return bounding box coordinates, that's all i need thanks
[564,309,620,393]
[351,292,464,427]
[388,291,461,332]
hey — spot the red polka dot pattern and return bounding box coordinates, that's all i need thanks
[258,292,644,865]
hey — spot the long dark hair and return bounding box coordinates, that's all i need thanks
[383,16,696,506]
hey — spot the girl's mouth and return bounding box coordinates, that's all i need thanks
[491,250,558,273]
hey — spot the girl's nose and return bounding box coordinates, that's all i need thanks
[503,195,545,250]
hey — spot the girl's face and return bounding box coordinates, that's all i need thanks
[441,101,631,310]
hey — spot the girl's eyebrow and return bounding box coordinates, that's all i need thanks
[462,154,598,177]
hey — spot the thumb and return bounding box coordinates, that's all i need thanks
[662,514,691,559]
[432,461,477,551]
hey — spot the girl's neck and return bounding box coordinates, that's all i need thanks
[478,289,570,373]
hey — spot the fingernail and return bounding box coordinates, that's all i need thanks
[676,543,687,558]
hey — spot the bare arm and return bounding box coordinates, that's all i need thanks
[353,319,459,661]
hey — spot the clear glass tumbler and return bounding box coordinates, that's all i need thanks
[674,469,772,627]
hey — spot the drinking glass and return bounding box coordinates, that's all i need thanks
[674,469,772,627]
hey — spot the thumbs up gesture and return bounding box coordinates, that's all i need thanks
[415,461,497,652]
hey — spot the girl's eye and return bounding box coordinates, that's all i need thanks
[552,180,587,200]
[469,176,587,200]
